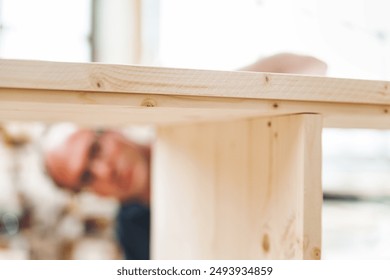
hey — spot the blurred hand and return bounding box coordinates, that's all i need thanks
[239,53,327,75]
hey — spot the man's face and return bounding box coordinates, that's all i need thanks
[45,129,149,202]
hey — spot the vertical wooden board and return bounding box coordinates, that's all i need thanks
[303,115,323,259]
[252,114,323,259]
[151,114,322,259]
[210,120,252,258]
[151,123,218,259]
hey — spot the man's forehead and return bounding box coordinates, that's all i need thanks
[48,129,95,189]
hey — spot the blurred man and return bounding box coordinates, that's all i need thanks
[45,129,151,259]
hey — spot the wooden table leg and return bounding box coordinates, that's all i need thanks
[152,114,322,259]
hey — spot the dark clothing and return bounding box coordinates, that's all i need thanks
[116,201,150,260]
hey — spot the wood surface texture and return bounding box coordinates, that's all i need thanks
[1,59,390,104]
[0,59,382,260]
[1,59,390,128]
[152,114,322,259]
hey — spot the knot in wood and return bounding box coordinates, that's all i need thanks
[141,98,157,107]
[262,234,270,253]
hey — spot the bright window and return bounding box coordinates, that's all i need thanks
[158,0,390,80]
[0,0,92,61]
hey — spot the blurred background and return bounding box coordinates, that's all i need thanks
[1,0,390,259]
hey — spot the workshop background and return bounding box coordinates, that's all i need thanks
[1,0,390,259]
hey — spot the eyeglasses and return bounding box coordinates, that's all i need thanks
[73,129,106,192]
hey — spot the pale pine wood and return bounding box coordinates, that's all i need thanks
[2,59,390,128]
[2,88,390,128]
[1,59,386,260]
[1,59,390,105]
[152,114,322,259]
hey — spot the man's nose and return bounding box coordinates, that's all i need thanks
[90,160,113,179]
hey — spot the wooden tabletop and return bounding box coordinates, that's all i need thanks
[1,59,390,128]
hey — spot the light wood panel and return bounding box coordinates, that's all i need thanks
[0,59,383,260]
[1,59,390,105]
[152,114,322,259]
[2,88,390,128]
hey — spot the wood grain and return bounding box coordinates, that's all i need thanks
[0,59,341,260]
[1,59,390,105]
[1,88,390,128]
[152,114,322,259]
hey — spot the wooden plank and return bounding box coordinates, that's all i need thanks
[1,59,390,105]
[1,88,390,128]
[152,114,322,259]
